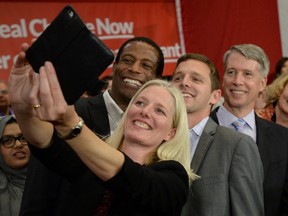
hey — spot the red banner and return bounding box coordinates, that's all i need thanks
[180,0,282,83]
[0,1,182,81]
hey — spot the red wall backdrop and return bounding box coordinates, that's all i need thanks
[180,0,282,83]
[0,0,181,81]
[0,0,284,83]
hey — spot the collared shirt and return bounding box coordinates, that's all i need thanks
[216,105,257,142]
[103,90,124,134]
[189,116,209,162]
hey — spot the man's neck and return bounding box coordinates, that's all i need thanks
[108,90,130,112]
[223,103,254,118]
[187,112,209,129]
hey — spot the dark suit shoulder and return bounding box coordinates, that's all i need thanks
[255,115,288,147]
[256,114,288,133]
[75,93,110,136]
[75,93,105,110]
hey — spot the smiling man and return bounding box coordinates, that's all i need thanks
[20,36,164,215]
[211,44,288,216]
[171,53,264,216]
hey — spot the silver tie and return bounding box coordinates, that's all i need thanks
[231,118,246,131]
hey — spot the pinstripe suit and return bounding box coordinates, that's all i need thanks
[211,109,288,216]
[181,118,264,216]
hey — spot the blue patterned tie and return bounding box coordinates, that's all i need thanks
[231,118,246,131]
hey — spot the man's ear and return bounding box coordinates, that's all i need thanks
[260,76,267,92]
[209,89,221,105]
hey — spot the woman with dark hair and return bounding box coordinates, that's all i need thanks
[0,115,30,216]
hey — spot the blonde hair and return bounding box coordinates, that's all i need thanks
[106,79,197,182]
[266,72,288,104]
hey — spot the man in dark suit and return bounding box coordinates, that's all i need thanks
[171,53,264,216]
[210,44,288,216]
[20,37,164,215]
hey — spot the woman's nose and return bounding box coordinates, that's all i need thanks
[140,106,151,118]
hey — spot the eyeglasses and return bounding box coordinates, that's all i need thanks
[0,90,8,95]
[0,135,28,148]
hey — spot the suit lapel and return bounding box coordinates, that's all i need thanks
[76,94,111,137]
[89,95,111,137]
[191,118,216,173]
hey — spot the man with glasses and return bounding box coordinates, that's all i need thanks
[0,80,13,116]
[0,115,30,216]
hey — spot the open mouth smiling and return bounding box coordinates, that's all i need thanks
[134,120,151,130]
[123,78,142,87]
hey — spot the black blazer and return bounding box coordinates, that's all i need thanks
[28,136,188,216]
[75,93,110,137]
[210,108,288,216]
[20,94,111,216]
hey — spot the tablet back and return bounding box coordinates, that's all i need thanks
[26,5,114,104]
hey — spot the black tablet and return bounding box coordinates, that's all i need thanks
[26,5,114,104]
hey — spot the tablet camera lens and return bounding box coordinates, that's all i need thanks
[68,10,74,18]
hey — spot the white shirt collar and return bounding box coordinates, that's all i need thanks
[217,105,256,141]
[103,90,124,134]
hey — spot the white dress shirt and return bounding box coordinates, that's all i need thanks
[103,89,124,134]
[216,105,257,142]
[189,116,209,162]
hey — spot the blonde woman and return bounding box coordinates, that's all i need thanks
[257,72,288,128]
[9,46,196,215]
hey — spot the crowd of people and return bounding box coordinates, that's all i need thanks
[1,36,288,216]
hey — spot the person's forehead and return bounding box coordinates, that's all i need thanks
[177,59,211,74]
[227,53,260,69]
[3,123,20,135]
[139,86,173,104]
[123,41,157,55]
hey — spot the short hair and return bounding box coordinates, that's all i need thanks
[266,72,288,104]
[175,53,221,91]
[115,37,164,78]
[223,44,270,77]
[106,79,196,182]
[274,57,288,78]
